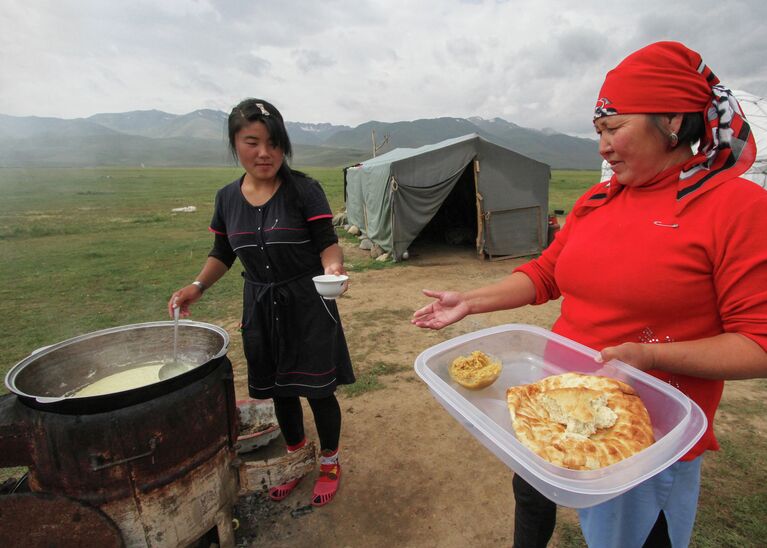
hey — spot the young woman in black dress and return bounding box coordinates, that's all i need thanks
[169,98,355,506]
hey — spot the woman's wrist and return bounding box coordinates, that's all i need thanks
[192,280,208,293]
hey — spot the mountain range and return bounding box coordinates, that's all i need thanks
[0,109,601,169]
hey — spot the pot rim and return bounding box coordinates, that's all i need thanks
[5,320,230,403]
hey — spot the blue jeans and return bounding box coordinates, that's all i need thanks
[578,457,702,548]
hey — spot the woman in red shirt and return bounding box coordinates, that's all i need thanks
[413,42,767,547]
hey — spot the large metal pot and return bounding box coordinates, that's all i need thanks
[0,321,239,547]
[5,320,229,414]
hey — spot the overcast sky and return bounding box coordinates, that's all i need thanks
[2,0,766,137]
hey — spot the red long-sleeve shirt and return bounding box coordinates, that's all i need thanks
[516,168,767,459]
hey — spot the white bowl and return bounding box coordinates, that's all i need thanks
[312,274,349,300]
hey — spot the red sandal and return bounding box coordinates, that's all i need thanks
[269,438,307,501]
[312,463,341,507]
[268,476,303,501]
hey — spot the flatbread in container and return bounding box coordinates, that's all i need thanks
[507,372,655,470]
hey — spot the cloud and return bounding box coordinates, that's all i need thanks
[236,53,272,77]
[292,49,336,72]
[445,38,482,67]
[2,0,767,137]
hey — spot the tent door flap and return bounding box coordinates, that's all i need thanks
[483,206,543,260]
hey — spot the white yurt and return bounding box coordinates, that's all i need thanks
[734,90,767,188]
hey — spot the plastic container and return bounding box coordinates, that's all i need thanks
[414,324,707,508]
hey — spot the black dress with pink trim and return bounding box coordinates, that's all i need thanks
[209,171,354,399]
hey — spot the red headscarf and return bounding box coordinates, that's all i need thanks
[590,41,756,212]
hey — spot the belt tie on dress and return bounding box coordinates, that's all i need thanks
[241,268,319,363]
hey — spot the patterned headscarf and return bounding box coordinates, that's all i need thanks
[591,41,756,210]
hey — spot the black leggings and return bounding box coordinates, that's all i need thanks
[511,475,671,547]
[512,474,556,548]
[643,511,672,548]
[272,394,341,452]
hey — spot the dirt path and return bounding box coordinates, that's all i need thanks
[231,243,583,547]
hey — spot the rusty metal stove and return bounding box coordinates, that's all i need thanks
[0,322,240,547]
[0,322,318,547]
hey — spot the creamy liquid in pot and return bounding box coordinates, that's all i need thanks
[72,360,195,397]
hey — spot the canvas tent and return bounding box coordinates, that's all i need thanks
[344,133,550,261]
[600,89,767,188]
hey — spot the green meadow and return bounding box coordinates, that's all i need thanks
[0,167,344,374]
[1,166,765,546]
[0,166,589,375]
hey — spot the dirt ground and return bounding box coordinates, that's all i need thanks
[229,241,581,547]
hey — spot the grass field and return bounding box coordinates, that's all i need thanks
[0,166,352,378]
[548,169,601,213]
[1,166,764,546]
[0,166,592,377]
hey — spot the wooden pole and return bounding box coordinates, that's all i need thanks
[473,159,485,259]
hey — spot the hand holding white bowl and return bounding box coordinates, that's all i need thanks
[312,274,349,300]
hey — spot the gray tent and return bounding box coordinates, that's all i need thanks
[344,133,550,261]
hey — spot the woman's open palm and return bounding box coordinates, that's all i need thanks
[411,289,469,330]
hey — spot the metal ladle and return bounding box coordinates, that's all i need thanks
[158,304,191,381]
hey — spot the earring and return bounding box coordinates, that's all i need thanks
[669,132,679,148]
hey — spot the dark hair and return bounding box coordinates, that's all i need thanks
[677,112,705,145]
[650,112,705,146]
[227,98,293,162]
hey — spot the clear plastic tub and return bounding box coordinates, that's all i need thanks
[414,324,707,508]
